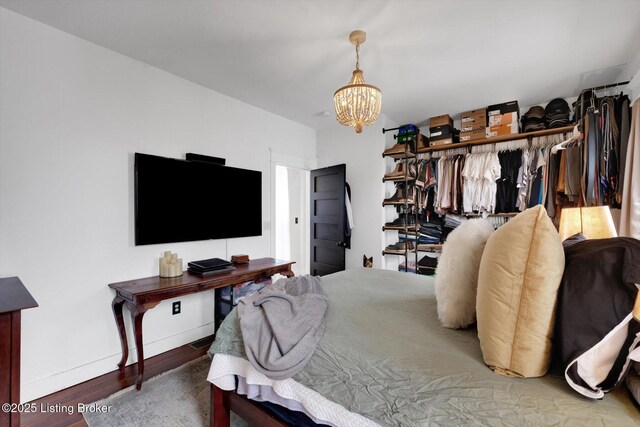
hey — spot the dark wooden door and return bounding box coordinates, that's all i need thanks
[310,164,346,276]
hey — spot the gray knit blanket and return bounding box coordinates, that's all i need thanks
[236,275,328,380]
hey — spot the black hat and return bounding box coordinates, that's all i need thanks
[545,98,570,115]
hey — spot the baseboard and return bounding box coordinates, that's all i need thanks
[22,323,215,403]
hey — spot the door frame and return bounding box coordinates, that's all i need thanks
[269,149,316,275]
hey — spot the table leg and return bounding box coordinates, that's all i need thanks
[111,296,128,372]
[128,301,159,390]
[283,269,295,278]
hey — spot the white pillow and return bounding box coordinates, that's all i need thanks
[434,219,494,329]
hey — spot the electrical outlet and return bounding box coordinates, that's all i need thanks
[172,301,181,315]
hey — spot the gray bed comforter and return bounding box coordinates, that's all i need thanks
[237,274,327,380]
[210,268,640,426]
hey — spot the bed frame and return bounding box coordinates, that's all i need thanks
[211,384,291,427]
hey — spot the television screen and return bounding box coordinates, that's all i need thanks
[135,153,262,245]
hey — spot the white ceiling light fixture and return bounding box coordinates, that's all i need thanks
[333,30,382,133]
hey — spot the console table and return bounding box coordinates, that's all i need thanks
[1,277,38,427]
[108,257,294,390]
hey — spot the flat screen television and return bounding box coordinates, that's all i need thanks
[135,152,262,245]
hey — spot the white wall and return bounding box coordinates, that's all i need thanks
[316,117,396,270]
[0,9,315,402]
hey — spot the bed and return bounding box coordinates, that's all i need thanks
[207,268,639,426]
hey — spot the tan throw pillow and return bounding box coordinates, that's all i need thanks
[476,205,565,378]
[435,219,494,329]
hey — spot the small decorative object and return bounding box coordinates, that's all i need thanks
[362,255,373,268]
[334,30,382,133]
[160,251,183,278]
[231,254,250,264]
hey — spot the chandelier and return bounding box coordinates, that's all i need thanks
[334,30,382,133]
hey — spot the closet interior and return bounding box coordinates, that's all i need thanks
[382,82,632,275]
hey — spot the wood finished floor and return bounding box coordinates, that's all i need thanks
[21,336,212,427]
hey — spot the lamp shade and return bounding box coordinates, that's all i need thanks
[558,206,617,241]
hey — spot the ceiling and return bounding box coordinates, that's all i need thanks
[2,0,640,130]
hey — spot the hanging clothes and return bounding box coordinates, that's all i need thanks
[462,152,501,214]
[495,149,522,213]
[620,97,640,239]
[617,95,631,205]
[528,148,546,208]
[564,145,582,203]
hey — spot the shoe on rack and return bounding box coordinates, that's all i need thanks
[386,241,416,251]
[383,143,409,157]
[401,214,416,226]
[385,213,406,227]
[406,186,415,202]
[384,185,406,203]
[383,162,406,180]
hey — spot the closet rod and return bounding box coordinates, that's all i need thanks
[581,81,629,93]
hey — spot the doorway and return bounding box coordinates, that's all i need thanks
[274,164,310,276]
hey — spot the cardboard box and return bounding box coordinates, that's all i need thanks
[461,108,487,124]
[486,123,519,138]
[429,124,454,139]
[460,131,486,142]
[488,111,518,127]
[487,100,519,117]
[430,114,453,128]
[460,123,486,133]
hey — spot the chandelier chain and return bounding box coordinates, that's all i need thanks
[355,42,360,70]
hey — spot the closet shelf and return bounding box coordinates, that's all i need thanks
[382,151,415,160]
[382,176,416,183]
[383,249,414,256]
[465,212,519,217]
[382,200,415,207]
[382,225,419,231]
[383,245,443,256]
[416,125,575,154]
[417,244,442,252]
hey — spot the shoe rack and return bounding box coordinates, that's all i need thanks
[381,127,421,272]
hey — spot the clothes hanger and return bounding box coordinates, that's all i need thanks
[551,125,581,154]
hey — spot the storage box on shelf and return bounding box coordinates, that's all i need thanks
[486,100,520,137]
[460,108,486,142]
[429,113,460,147]
[430,114,453,128]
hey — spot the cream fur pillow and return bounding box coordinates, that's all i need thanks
[476,205,564,378]
[434,219,494,329]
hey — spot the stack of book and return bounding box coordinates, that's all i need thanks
[187,258,235,276]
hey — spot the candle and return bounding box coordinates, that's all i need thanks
[177,259,183,275]
[171,253,178,261]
